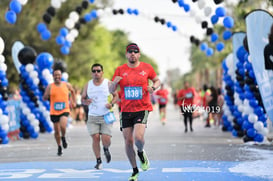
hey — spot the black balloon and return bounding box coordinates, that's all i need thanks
[43,13,52,24]
[160,19,165,25]
[46,6,56,17]
[75,6,82,15]
[201,21,208,29]
[18,46,37,65]
[213,0,223,4]
[172,0,178,3]
[79,17,86,24]
[82,0,89,9]
[75,22,81,30]
[112,9,118,15]
[119,9,124,14]
[154,16,159,22]
[206,28,213,36]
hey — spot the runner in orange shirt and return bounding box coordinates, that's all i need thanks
[43,68,76,156]
[110,43,160,181]
[155,83,169,125]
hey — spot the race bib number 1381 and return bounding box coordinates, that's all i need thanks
[124,87,143,100]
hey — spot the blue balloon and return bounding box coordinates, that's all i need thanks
[236,46,247,61]
[41,30,51,40]
[36,52,54,70]
[210,33,218,42]
[172,25,177,31]
[222,30,232,40]
[59,27,69,36]
[166,21,172,28]
[127,8,132,14]
[200,42,208,51]
[223,16,234,28]
[211,15,219,25]
[1,136,9,144]
[133,9,139,15]
[31,132,39,139]
[84,14,92,22]
[37,23,47,33]
[215,7,226,17]
[206,48,213,56]
[10,0,22,14]
[183,4,190,12]
[89,0,95,3]
[254,133,264,142]
[1,78,9,87]
[0,71,6,80]
[5,10,17,24]
[178,0,185,7]
[61,46,70,55]
[232,130,238,137]
[247,128,257,138]
[56,35,65,45]
[90,10,97,18]
[64,40,72,48]
[216,42,225,51]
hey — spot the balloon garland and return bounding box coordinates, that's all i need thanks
[5,0,27,24]
[221,53,235,132]
[11,43,53,139]
[36,0,68,40]
[0,37,10,144]
[54,0,95,54]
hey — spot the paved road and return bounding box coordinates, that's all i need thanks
[0,103,273,181]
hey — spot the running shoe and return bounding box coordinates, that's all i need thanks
[104,148,111,163]
[94,162,102,170]
[138,150,150,171]
[57,146,62,156]
[61,137,68,149]
[128,173,139,181]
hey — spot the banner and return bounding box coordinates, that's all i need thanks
[232,32,246,69]
[245,10,273,123]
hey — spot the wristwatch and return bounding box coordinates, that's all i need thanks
[152,86,156,91]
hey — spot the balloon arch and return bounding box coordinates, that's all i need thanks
[0,0,271,145]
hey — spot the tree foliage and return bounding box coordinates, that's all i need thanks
[0,0,158,89]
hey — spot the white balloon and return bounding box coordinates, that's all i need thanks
[204,7,212,17]
[51,0,61,9]
[96,9,105,17]
[0,37,4,54]
[33,77,40,85]
[25,64,34,72]
[18,0,28,5]
[34,125,40,133]
[260,127,268,136]
[0,63,7,72]
[198,0,206,9]
[65,19,75,29]
[253,121,264,132]
[70,29,79,38]
[66,34,75,42]
[0,115,9,125]
[42,68,51,77]
[62,72,69,80]
[0,55,5,63]
[1,123,9,132]
[190,9,196,17]
[0,109,2,115]
[69,11,80,23]
[248,113,258,123]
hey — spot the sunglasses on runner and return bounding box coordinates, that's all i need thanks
[127,49,139,54]
[92,69,102,73]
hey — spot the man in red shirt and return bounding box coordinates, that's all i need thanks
[110,43,160,181]
[155,84,169,125]
[177,81,195,133]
